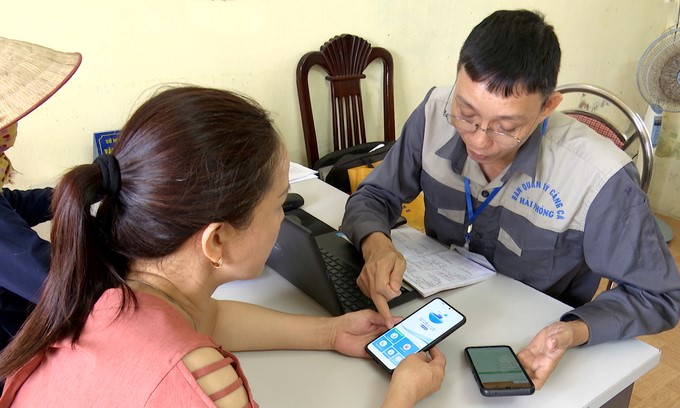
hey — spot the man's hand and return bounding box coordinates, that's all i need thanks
[357,232,406,328]
[516,320,590,389]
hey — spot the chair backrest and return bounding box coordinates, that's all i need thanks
[556,83,654,192]
[296,34,395,167]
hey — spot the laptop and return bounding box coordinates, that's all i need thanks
[266,211,420,316]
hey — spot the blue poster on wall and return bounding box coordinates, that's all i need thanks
[93,130,120,159]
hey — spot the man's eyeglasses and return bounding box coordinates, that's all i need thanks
[442,87,543,147]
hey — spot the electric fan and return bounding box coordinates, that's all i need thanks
[637,25,680,114]
[637,18,680,238]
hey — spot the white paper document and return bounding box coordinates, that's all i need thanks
[289,162,318,184]
[450,244,496,271]
[391,227,496,297]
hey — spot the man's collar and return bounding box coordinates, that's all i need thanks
[436,130,467,175]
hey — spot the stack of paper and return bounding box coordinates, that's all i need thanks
[391,227,496,297]
[289,162,318,184]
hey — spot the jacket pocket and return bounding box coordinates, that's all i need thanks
[494,222,558,289]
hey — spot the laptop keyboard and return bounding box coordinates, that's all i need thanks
[319,248,375,313]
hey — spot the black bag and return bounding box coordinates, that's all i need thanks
[313,141,396,194]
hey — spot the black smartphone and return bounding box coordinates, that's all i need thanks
[464,345,535,397]
[365,297,466,372]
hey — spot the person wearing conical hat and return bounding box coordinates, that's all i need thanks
[0,37,81,353]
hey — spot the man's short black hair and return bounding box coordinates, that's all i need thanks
[457,9,561,100]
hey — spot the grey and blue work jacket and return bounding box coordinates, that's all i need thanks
[341,86,680,346]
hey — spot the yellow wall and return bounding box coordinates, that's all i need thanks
[3,0,676,189]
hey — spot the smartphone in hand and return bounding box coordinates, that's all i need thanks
[365,297,466,372]
[464,345,535,396]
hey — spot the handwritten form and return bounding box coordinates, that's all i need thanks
[391,227,496,297]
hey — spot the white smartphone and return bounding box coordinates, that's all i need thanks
[365,297,466,372]
[464,345,535,396]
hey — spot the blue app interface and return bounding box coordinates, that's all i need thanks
[367,298,463,370]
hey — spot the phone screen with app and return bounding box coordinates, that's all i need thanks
[464,345,535,396]
[366,297,465,372]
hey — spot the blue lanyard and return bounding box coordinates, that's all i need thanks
[541,117,548,135]
[464,177,505,248]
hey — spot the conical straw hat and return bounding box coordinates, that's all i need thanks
[0,37,81,130]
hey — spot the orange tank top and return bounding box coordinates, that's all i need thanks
[0,289,258,407]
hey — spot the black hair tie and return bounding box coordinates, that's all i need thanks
[94,154,121,196]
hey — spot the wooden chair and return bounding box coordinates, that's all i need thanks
[557,83,656,290]
[296,34,395,167]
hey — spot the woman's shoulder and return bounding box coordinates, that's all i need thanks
[145,346,258,408]
[78,288,217,379]
[180,347,256,407]
[85,290,229,401]
[5,290,226,407]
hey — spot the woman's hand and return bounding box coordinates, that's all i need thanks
[382,347,447,408]
[328,310,446,407]
[329,309,400,358]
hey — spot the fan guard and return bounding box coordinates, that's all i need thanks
[637,27,680,112]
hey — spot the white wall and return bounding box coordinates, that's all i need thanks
[3,0,675,189]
